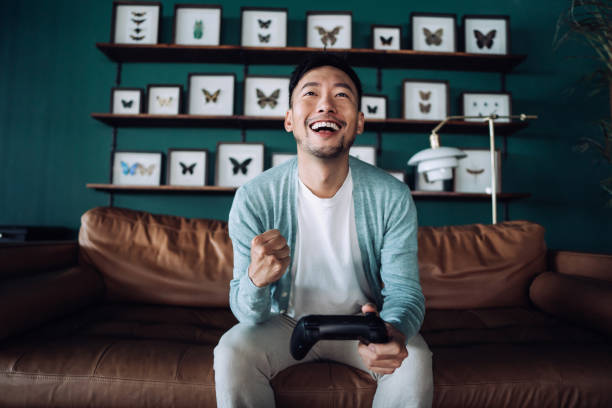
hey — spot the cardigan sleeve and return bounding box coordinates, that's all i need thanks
[227,185,273,324]
[378,190,425,339]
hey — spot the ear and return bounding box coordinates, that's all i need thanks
[284,109,293,132]
[356,111,365,135]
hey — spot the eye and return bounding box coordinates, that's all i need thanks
[336,92,349,98]
[303,90,315,96]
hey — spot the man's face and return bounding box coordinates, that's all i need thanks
[284,65,364,159]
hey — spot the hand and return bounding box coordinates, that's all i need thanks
[248,229,291,288]
[357,303,408,375]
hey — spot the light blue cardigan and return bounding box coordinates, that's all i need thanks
[227,156,425,339]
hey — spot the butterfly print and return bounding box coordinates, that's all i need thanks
[194,20,203,39]
[474,29,496,49]
[423,28,443,46]
[367,105,378,114]
[131,11,146,17]
[120,161,139,175]
[138,163,156,176]
[315,26,342,46]
[156,96,173,107]
[419,91,431,101]
[466,168,485,175]
[131,18,146,25]
[419,103,431,113]
[179,162,196,175]
[256,88,280,109]
[380,36,393,45]
[121,99,134,108]
[230,157,252,175]
[258,34,270,43]
[202,89,221,103]
[258,19,271,29]
[130,34,145,41]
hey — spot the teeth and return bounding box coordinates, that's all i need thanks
[310,121,340,131]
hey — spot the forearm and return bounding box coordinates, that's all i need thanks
[229,267,273,323]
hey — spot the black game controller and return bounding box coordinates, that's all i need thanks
[290,312,389,360]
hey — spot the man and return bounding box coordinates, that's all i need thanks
[214,53,433,407]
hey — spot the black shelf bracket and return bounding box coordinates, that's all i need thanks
[115,62,122,87]
[376,67,382,92]
[376,130,383,157]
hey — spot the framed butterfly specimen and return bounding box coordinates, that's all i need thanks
[271,152,296,168]
[111,87,143,114]
[306,11,352,49]
[112,151,163,186]
[187,73,235,116]
[361,94,388,120]
[215,142,265,187]
[167,148,208,186]
[402,79,450,121]
[454,148,502,194]
[172,4,222,46]
[243,75,290,117]
[371,25,402,51]
[349,145,377,167]
[410,13,457,52]
[240,7,288,47]
[461,92,512,123]
[111,1,161,45]
[462,15,510,55]
[147,84,182,115]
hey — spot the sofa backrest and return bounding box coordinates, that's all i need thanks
[418,221,547,309]
[79,206,234,307]
[79,207,547,310]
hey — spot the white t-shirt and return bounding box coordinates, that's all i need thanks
[287,169,372,320]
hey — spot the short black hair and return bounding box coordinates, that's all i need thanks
[288,53,362,108]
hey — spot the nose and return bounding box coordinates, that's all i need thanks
[316,92,336,113]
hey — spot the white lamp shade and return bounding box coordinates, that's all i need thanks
[408,146,466,182]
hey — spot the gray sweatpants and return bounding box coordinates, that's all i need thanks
[213,314,433,408]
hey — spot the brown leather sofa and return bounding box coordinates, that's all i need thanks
[1,206,611,407]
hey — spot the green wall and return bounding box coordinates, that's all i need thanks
[1,0,610,253]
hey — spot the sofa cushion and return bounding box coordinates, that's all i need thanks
[530,272,612,336]
[79,207,234,307]
[418,221,547,309]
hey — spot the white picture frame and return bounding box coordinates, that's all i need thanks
[306,11,352,49]
[386,169,406,183]
[241,7,288,47]
[112,151,162,186]
[462,92,512,123]
[415,171,445,191]
[243,76,290,117]
[111,88,143,114]
[215,142,265,187]
[454,148,502,194]
[350,145,377,166]
[463,15,510,55]
[173,4,222,46]
[111,2,161,45]
[167,149,208,186]
[147,85,182,115]
[403,80,449,121]
[361,94,387,119]
[187,73,235,116]
[411,13,457,52]
[271,153,296,168]
[372,25,402,50]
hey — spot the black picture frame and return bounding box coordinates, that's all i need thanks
[110,1,162,44]
[172,4,223,45]
[243,75,290,117]
[402,79,450,121]
[167,148,209,186]
[305,11,353,49]
[111,150,164,186]
[187,72,236,116]
[462,14,511,55]
[460,91,512,123]
[240,7,289,47]
[410,12,457,52]
[361,94,388,120]
[110,87,144,114]
[215,142,265,187]
[371,25,403,50]
[146,84,183,115]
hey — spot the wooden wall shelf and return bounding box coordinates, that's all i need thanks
[86,184,530,202]
[96,43,526,73]
[91,113,529,135]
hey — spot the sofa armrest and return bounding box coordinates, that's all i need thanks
[0,241,78,280]
[0,262,105,341]
[548,250,612,282]
[530,271,612,337]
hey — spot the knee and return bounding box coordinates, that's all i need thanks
[213,326,268,375]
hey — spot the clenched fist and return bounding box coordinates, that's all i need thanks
[248,229,291,288]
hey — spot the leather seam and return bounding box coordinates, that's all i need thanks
[0,371,214,386]
[92,340,116,375]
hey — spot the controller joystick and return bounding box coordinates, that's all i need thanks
[290,312,389,360]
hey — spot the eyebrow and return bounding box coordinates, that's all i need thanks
[300,81,355,95]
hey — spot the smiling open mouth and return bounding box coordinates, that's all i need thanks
[309,121,342,133]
